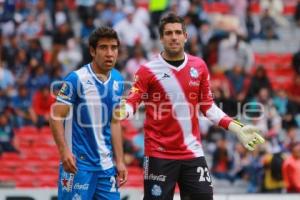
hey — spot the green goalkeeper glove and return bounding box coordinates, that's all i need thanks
[228,120,265,151]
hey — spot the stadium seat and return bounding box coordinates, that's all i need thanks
[0,168,15,182]
[16,126,38,135]
[40,126,52,135]
[0,156,23,169]
[249,2,260,14]
[0,152,21,161]
[203,2,230,14]
[283,5,296,15]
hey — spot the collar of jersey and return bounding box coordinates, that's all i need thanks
[87,63,111,85]
[158,52,188,71]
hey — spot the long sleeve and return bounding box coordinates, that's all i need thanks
[198,62,232,129]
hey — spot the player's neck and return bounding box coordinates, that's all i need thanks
[91,62,110,82]
[161,51,184,61]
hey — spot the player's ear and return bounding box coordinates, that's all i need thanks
[89,47,95,57]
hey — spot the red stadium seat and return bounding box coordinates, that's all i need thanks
[16,126,38,135]
[250,2,260,14]
[0,152,21,161]
[0,168,15,182]
[40,126,53,135]
[0,155,23,169]
[203,2,230,14]
[283,5,296,15]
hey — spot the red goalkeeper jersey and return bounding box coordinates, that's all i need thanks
[126,53,232,159]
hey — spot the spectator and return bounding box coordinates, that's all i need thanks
[292,48,300,74]
[11,85,37,128]
[282,142,300,193]
[57,39,83,75]
[245,6,261,41]
[261,147,285,193]
[226,65,249,101]
[260,8,279,40]
[17,14,42,39]
[0,89,9,113]
[260,0,288,27]
[32,85,55,127]
[212,138,234,182]
[288,74,300,118]
[273,90,298,129]
[26,62,50,94]
[124,45,148,81]
[114,6,150,53]
[0,112,17,155]
[34,0,53,35]
[247,66,272,99]
[246,149,264,193]
[295,0,300,27]
[27,38,44,64]
[230,143,252,182]
[218,33,254,72]
[0,61,15,97]
[247,87,282,136]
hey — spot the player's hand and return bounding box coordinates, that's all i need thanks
[116,161,128,187]
[228,120,265,151]
[114,99,127,120]
[61,148,77,173]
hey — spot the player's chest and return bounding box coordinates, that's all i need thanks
[150,66,201,95]
[81,80,121,103]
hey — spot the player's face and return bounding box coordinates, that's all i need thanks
[160,23,187,58]
[90,38,118,73]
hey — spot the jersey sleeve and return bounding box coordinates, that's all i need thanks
[198,62,232,129]
[56,72,78,105]
[126,66,151,114]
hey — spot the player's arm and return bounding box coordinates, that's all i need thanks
[198,62,264,151]
[50,74,78,173]
[111,112,127,187]
[50,102,77,173]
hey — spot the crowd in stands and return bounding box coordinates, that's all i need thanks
[0,0,300,193]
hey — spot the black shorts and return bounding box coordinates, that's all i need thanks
[143,156,213,200]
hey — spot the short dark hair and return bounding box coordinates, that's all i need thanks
[88,26,120,49]
[158,13,186,37]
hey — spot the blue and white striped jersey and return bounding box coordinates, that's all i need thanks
[56,63,124,173]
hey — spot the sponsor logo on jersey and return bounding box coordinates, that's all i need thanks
[73,183,89,190]
[160,73,170,80]
[58,83,71,100]
[189,81,200,87]
[190,67,199,78]
[151,184,162,197]
[148,173,167,182]
[86,80,93,85]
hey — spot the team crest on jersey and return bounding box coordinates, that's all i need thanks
[151,184,162,197]
[72,193,81,200]
[113,81,119,91]
[190,67,199,78]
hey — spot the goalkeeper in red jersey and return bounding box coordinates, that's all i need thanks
[117,13,264,200]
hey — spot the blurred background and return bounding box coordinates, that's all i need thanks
[0,0,300,197]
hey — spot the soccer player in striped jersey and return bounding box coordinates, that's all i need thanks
[50,27,127,200]
[117,13,265,200]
